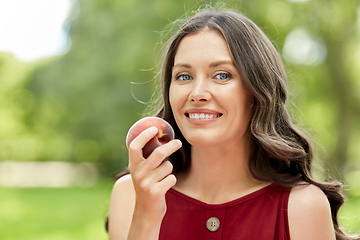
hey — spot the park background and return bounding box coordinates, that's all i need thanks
[0,0,360,239]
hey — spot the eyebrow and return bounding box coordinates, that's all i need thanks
[172,60,234,69]
[173,63,191,69]
[209,60,234,68]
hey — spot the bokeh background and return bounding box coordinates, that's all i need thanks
[0,0,359,239]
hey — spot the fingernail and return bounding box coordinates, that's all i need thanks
[148,126,158,133]
[176,139,182,146]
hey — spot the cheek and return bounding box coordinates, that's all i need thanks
[231,87,253,121]
[242,96,254,126]
[169,85,181,122]
[169,83,185,111]
[169,84,176,110]
[169,85,184,132]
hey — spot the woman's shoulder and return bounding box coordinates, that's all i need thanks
[290,183,328,204]
[108,174,135,240]
[110,174,136,209]
[112,173,134,192]
[288,183,336,240]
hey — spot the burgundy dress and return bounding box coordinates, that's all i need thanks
[159,183,291,240]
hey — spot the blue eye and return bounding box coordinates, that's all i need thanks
[215,73,230,80]
[177,74,191,81]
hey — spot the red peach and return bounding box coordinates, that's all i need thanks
[126,117,175,158]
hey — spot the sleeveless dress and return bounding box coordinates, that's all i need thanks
[159,183,291,240]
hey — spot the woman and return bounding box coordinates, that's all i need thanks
[107,8,358,240]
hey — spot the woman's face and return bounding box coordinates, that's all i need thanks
[169,30,253,148]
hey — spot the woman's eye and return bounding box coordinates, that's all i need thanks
[177,74,191,81]
[214,73,231,80]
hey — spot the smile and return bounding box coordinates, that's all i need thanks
[187,113,222,119]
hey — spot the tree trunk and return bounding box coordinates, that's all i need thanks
[323,37,356,181]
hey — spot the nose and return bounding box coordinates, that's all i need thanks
[188,76,211,102]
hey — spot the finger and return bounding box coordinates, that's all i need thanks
[128,126,158,166]
[156,174,177,195]
[145,139,182,171]
[134,161,173,195]
[148,160,174,183]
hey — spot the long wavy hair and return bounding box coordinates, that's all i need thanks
[147,9,357,240]
[109,8,358,239]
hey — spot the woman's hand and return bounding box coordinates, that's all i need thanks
[127,126,182,240]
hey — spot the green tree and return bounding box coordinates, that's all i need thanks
[0,52,41,162]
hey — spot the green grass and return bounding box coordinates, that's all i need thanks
[0,181,114,240]
[0,181,359,240]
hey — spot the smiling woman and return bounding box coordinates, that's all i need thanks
[0,0,74,61]
[107,7,359,240]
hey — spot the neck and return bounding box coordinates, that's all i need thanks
[175,138,268,204]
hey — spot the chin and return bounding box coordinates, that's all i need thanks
[185,135,219,147]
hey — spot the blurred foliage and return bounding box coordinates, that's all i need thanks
[0,0,360,182]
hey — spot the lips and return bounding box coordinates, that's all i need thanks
[185,109,223,120]
[188,113,222,119]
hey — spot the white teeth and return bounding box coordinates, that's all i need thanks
[188,113,221,119]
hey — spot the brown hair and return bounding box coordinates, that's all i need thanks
[150,8,356,240]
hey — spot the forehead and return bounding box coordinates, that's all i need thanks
[174,30,233,64]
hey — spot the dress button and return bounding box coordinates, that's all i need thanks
[206,217,220,232]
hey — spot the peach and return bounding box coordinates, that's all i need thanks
[126,117,175,158]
